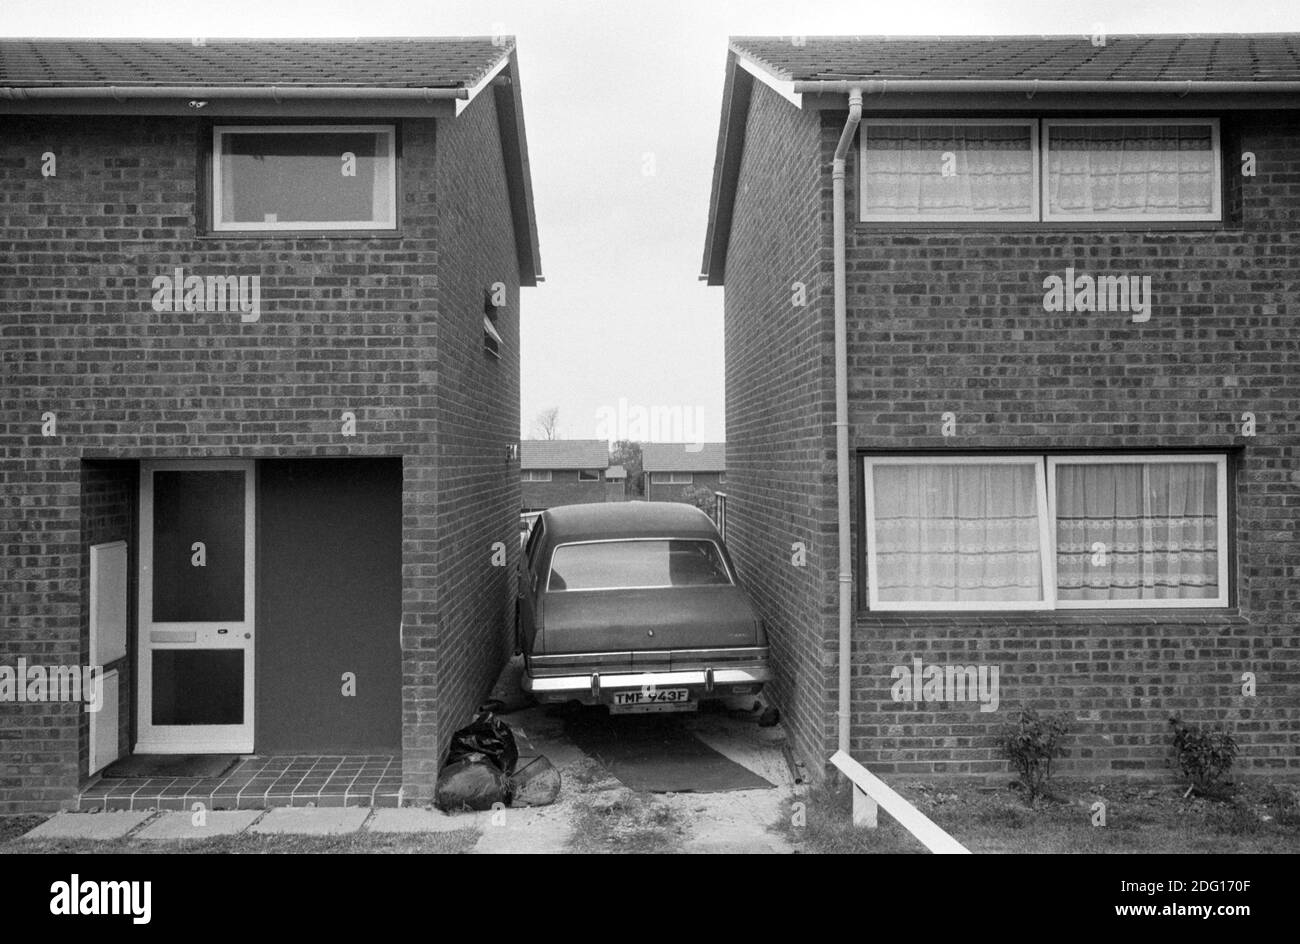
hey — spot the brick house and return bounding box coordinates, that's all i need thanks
[703,35,1299,781]
[519,440,615,510]
[0,37,541,812]
[641,442,727,502]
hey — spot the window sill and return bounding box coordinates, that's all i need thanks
[853,221,1225,235]
[855,608,1247,626]
[197,229,406,240]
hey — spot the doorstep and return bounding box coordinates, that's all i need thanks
[76,754,402,811]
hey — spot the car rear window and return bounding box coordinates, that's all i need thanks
[548,539,732,591]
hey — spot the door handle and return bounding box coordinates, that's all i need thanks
[217,628,228,635]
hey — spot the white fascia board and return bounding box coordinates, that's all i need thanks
[456,51,512,116]
[733,50,803,109]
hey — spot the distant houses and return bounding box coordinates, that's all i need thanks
[641,442,726,502]
[520,440,623,510]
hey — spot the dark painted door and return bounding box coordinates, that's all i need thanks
[255,458,402,752]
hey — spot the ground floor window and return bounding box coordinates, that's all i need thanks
[862,454,1229,611]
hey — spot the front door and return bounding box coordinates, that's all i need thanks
[137,460,255,753]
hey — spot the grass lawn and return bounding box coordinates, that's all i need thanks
[780,777,1300,854]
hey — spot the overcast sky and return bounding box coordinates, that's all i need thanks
[7,1,1300,443]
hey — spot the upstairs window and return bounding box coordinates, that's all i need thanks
[1043,120,1221,222]
[860,119,1039,222]
[213,125,397,232]
[860,118,1221,224]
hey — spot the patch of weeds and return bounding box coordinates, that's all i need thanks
[1257,784,1300,828]
[0,815,48,844]
[569,790,685,854]
[567,757,611,788]
[975,805,1028,830]
[1204,801,1264,836]
[776,777,924,854]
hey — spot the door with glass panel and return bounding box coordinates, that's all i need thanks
[137,460,255,753]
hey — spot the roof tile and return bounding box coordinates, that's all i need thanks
[0,37,513,88]
[730,34,1300,83]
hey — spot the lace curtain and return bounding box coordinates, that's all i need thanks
[1055,462,1219,601]
[871,463,1044,603]
[1046,124,1215,216]
[862,123,1035,216]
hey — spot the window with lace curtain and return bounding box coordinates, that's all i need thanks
[863,454,1229,611]
[860,118,1221,224]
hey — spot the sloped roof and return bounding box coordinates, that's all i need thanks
[521,440,611,470]
[0,37,511,88]
[642,442,726,473]
[730,34,1300,83]
[605,465,627,480]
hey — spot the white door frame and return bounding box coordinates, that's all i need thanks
[137,459,255,753]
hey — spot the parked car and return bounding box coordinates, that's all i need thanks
[520,510,543,547]
[518,502,770,713]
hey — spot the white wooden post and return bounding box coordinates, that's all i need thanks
[852,783,878,828]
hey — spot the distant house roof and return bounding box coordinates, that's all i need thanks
[642,442,726,473]
[605,465,627,480]
[520,440,611,471]
[703,34,1300,284]
[0,37,541,284]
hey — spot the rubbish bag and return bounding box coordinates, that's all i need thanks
[510,755,561,807]
[445,709,519,774]
[435,755,511,812]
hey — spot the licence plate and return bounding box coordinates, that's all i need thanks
[610,688,693,714]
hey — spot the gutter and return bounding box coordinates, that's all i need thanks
[794,78,1300,96]
[832,88,862,755]
[0,85,468,102]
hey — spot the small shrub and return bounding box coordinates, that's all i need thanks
[997,708,1071,805]
[1168,716,1237,797]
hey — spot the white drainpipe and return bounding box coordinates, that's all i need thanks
[833,89,862,754]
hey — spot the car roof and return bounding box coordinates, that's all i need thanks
[540,501,719,543]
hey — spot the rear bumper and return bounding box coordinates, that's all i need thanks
[523,653,770,705]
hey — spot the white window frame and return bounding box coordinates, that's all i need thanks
[859,118,1041,223]
[863,453,1231,612]
[1041,118,1222,223]
[651,472,694,485]
[863,455,1053,612]
[212,124,398,232]
[578,469,601,482]
[1046,454,1230,609]
[522,470,553,483]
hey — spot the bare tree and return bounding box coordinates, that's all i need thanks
[534,407,561,440]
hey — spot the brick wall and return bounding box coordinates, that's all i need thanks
[0,105,523,808]
[521,470,609,510]
[831,109,1300,779]
[721,78,838,774]
[424,88,523,801]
